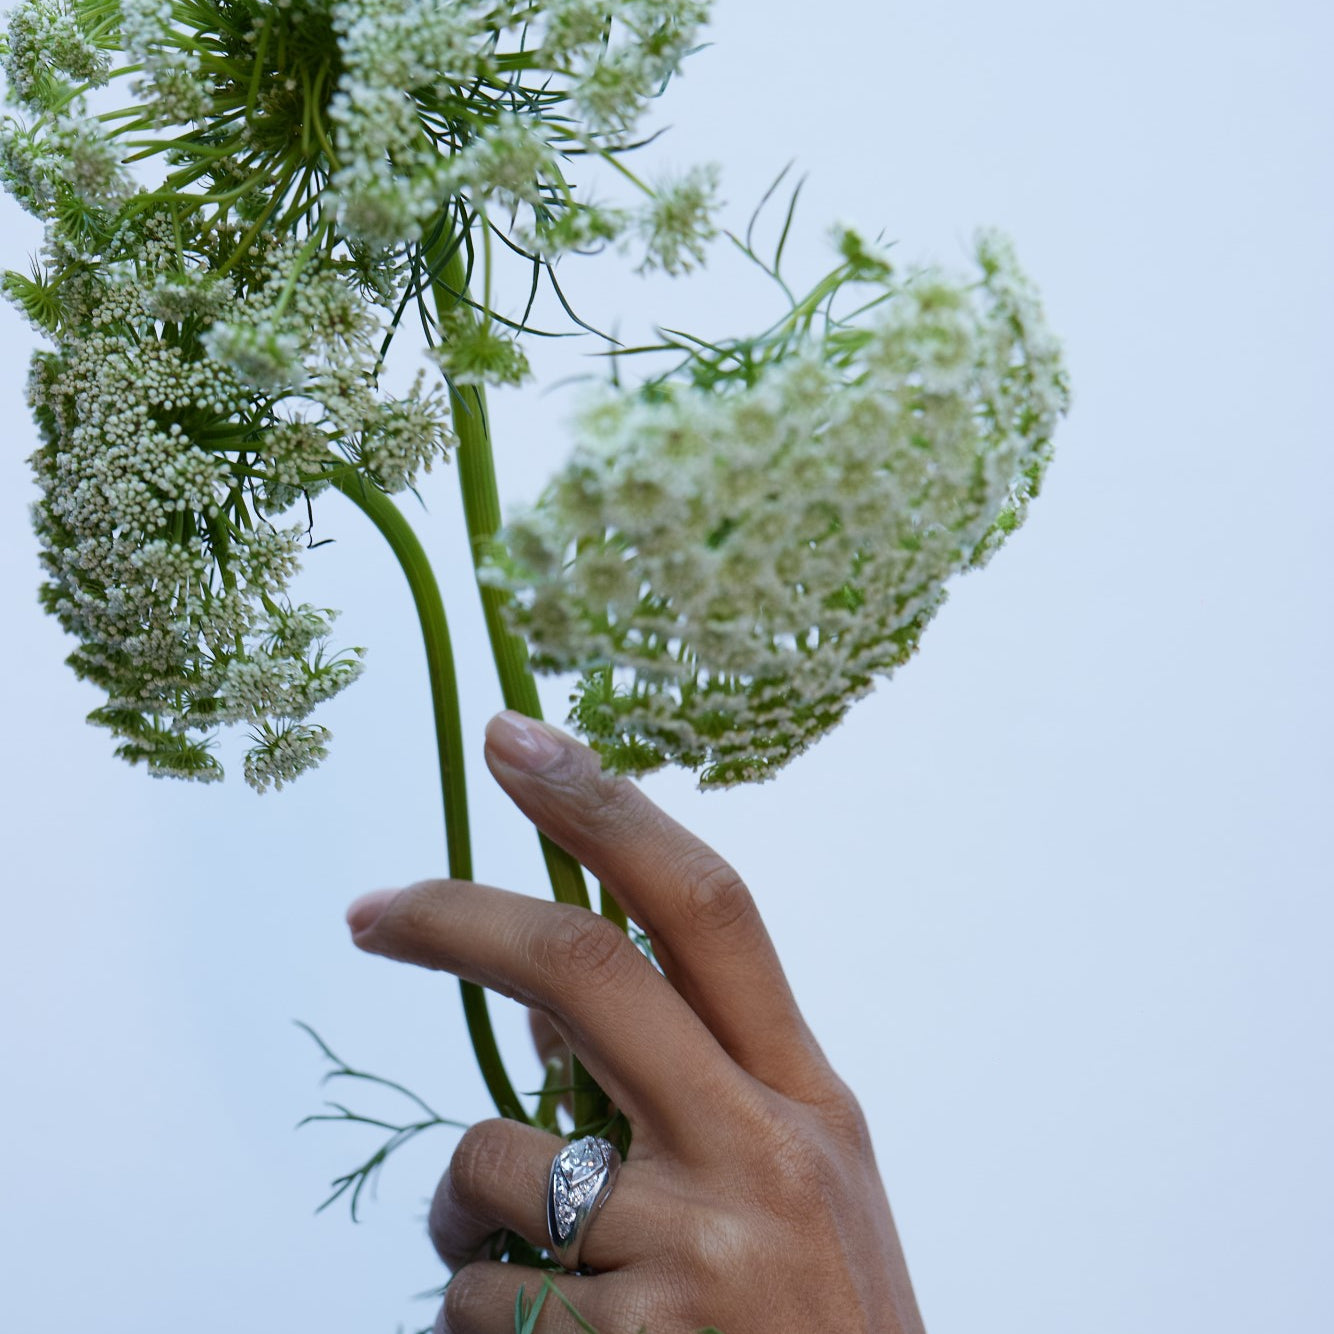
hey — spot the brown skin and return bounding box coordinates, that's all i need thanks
[347,711,926,1334]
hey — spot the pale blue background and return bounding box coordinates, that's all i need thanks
[1,1,1330,1330]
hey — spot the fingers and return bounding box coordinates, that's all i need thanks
[348,878,742,1146]
[432,1121,668,1334]
[483,711,833,1099]
[430,1119,561,1270]
[440,1264,637,1334]
[430,1119,646,1273]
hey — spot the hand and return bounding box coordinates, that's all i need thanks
[346,711,926,1334]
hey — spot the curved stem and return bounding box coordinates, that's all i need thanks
[332,473,529,1123]
[425,232,590,913]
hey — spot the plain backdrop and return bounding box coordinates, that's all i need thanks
[1,2,1331,1331]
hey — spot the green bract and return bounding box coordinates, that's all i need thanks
[487,229,1070,786]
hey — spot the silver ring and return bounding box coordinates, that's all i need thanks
[546,1135,621,1273]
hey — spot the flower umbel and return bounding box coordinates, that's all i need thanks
[18,205,464,786]
[488,229,1070,785]
[1,0,716,260]
[3,0,718,787]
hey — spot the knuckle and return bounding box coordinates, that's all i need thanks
[770,1148,837,1223]
[736,1097,850,1227]
[535,908,638,996]
[774,1130,845,1222]
[673,846,755,935]
[446,1120,511,1212]
[818,1076,873,1150]
[673,1208,751,1283]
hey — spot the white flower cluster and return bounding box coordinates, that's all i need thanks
[425,295,531,389]
[3,0,723,341]
[1,0,108,108]
[488,230,1070,785]
[321,0,717,257]
[636,163,720,275]
[1,0,147,225]
[195,233,456,491]
[0,110,132,222]
[545,0,710,137]
[243,721,335,794]
[327,0,486,247]
[118,0,213,124]
[20,206,454,787]
[7,0,719,258]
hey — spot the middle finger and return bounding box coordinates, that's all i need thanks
[482,711,832,1099]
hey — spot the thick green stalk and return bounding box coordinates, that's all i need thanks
[425,234,591,913]
[421,226,626,1147]
[332,474,528,1123]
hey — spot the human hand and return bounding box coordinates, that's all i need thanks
[346,711,926,1334]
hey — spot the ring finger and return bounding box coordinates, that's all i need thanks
[431,1118,659,1275]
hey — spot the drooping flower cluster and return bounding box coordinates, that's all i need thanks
[487,229,1070,785]
[19,202,454,788]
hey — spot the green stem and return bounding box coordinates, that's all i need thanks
[424,229,591,914]
[421,222,625,1148]
[599,882,629,933]
[332,474,528,1123]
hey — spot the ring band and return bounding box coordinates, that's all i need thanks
[546,1135,621,1273]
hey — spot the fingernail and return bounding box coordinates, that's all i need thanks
[485,710,566,774]
[346,888,400,935]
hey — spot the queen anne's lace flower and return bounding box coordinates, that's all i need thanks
[4,2,1067,795]
[7,1,716,256]
[637,164,721,275]
[488,231,1070,785]
[19,205,456,787]
[559,0,710,136]
[243,722,334,793]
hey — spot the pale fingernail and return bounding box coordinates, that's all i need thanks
[485,710,566,774]
[346,888,400,935]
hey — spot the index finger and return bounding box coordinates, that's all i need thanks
[482,711,835,1101]
[347,877,745,1150]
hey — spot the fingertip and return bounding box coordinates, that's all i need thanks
[484,710,572,776]
[346,887,401,938]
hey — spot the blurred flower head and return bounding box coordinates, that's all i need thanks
[487,229,1070,786]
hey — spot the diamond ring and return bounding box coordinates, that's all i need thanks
[546,1135,621,1273]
